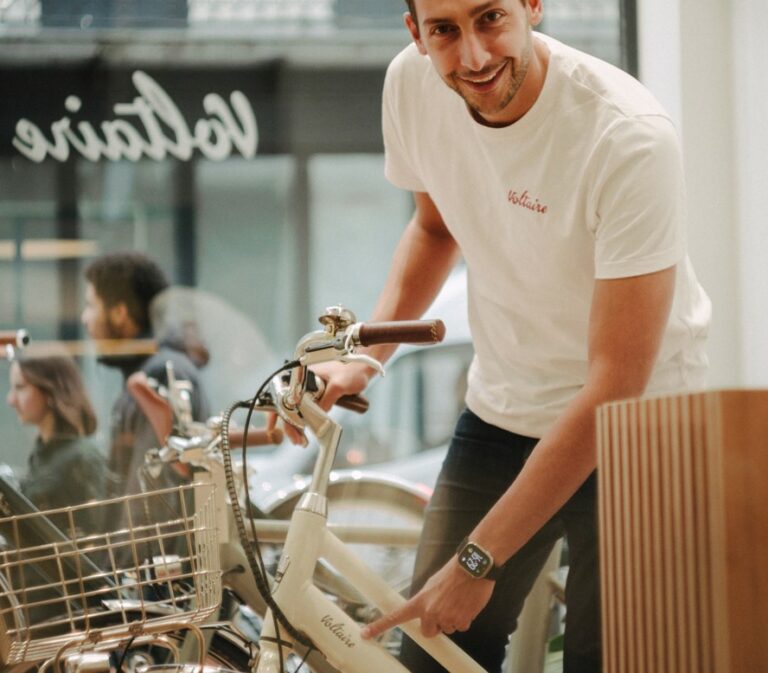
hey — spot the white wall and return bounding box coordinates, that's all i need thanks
[638,0,768,387]
[732,0,768,386]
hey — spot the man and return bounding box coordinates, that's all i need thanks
[309,1,711,672]
[81,251,209,496]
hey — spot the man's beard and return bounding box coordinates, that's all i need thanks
[104,313,124,339]
[447,31,532,121]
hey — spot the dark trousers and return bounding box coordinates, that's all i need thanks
[400,409,601,673]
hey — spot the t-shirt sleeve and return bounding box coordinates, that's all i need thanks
[590,115,687,279]
[382,53,427,193]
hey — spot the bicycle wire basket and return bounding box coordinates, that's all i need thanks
[0,482,220,666]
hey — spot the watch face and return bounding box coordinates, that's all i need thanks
[458,543,491,578]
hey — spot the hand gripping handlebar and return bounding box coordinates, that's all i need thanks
[349,319,446,347]
[305,369,370,414]
[278,315,446,427]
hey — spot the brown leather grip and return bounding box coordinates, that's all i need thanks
[228,427,284,447]
[0,330,29,348]
[357,320,446,346]
[336,394,370,414]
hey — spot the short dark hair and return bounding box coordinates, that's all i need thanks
[15,355,97,437]
[85,252,169,334]
[405,0,527,26]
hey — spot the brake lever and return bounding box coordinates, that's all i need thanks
[298,336,345,367]
[338,352,385,376]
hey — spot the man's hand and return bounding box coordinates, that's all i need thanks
[282,360,376,445]
[126,371,173,445]
[360,558,494,640]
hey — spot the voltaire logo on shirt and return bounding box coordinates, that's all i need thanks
[507,189,548,214]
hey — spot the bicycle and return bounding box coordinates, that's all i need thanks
[232,307,486,673]
[2,310,566,673]
[0,317,430,673]
[128,325,434,673]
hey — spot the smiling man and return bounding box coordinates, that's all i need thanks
[411,0,542,126]
[309,1,711,671]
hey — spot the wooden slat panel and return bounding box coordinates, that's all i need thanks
[636,400,655,673]
[597,389,768,673]
[691,393,714,673]
[627,401,645,673]
[659,396,676,672]
[716,391,768,672]
[647,398,666,673]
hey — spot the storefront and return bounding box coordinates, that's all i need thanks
[0,0,634,472]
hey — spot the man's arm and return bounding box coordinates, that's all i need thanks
[362,264,677,638]
[312,191,460,408]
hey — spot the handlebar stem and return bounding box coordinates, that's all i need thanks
[299,395,343,498]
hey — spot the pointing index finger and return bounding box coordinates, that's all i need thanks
[360,600,420,640]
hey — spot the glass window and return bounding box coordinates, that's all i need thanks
[335,342,474,469]
[0,0,636,482]
[308,154,411,323]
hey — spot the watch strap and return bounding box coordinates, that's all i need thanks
[484,561,504,581]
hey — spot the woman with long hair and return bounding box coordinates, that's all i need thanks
[6,354,111,523]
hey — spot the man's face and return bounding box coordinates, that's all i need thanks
[407,0,542,125]
[81,282,117,339]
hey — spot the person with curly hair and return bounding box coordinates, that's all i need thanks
[81,251,209,496]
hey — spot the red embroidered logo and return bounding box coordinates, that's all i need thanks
[507,189,548,214]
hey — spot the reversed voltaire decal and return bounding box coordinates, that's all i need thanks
[12,71,258,163]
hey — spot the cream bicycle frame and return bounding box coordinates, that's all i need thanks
[175,414,427,673]
[254,395,486,673]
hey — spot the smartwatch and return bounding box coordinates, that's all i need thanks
[455,537,503,581]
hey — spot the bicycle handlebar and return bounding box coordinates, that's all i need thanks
[352,319,446,347]
[0,329,30,348]
[335,394,370,413]
[272,313,447,430]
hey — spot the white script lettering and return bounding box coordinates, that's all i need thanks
[12,71,258,163]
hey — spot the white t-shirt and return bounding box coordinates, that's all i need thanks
[382,34,711,438]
